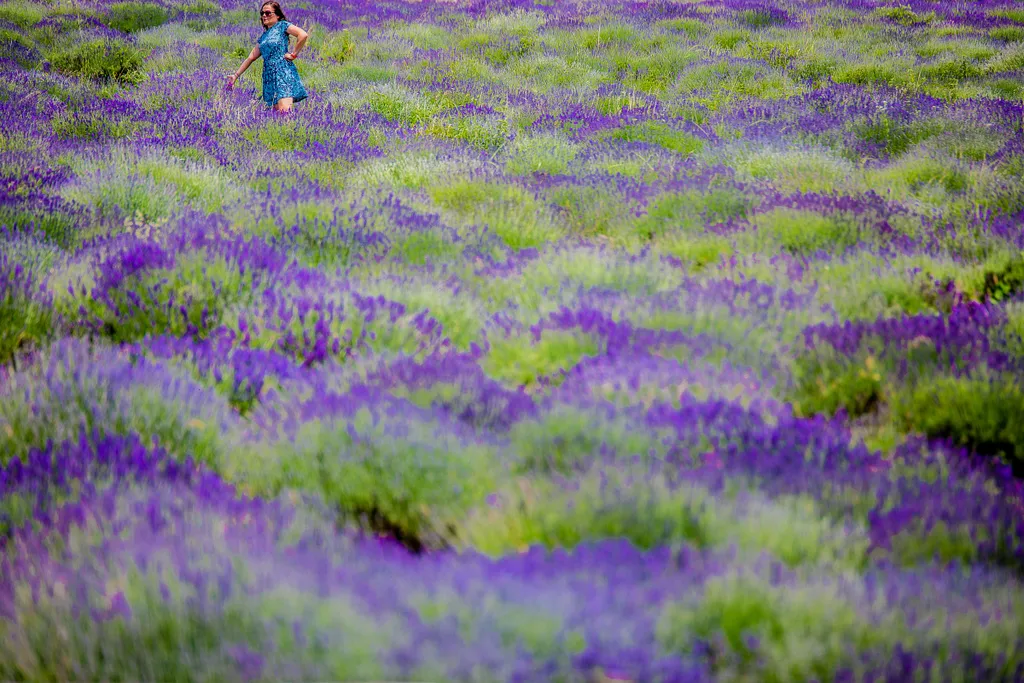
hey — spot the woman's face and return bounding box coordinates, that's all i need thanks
[260,5,278,28]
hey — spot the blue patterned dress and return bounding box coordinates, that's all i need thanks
[258,19,307,107]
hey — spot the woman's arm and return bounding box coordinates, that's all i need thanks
[283,24,308,61]
[227,46,261,88]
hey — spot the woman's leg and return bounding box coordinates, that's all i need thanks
[274,97,294,113]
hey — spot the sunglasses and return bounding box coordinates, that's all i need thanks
[260,10,275,16]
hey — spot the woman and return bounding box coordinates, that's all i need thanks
[227,2,308,112]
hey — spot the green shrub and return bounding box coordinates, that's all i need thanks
[892,375,1024,475]
[639,187,753,239]
[751,207,861,255]
[790,352,884,419]
[657,17,708,39]
[429,180,565,250]
[657,575,881,681]
[228,408,500,551]
[319,29,356,63]
[0,288,51,368]
[508,406,667,475]
[873,5,934,27]
[740,9,786,29]
[420,116,508,151]
[987,45,1024,74]
[177,0,219,16]
[51,110,138,141]
[547,184,635,240]
[606,121,705,155]
[712,29,750,50]
[833,62,908,88]
[49,39,145,84]
[505,132,579,176]
[919,57,983,83]
[852,114,937,158]
[106,2,168,33]
[991,26,1024,43]
[482,330,600,388]
[981,254,1024,303]
[0,2,44,28]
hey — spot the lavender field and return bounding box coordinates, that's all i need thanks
[2,0,1024,679]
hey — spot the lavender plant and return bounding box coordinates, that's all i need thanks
[2,0,1024,677]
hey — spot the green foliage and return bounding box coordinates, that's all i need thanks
[482,330,600,387]
[463,471,715,555]
[656,17,709,39]
[989,77,1024,100]
[656,231,734,270]
[751,207,861,255]
[639,187,753,239]
[981,253,1024,303]
[873,5,935,27]
[0,2,44,28]
[546,184,636,240]
[70,251,256,344]
[244,119,329,153]
[867,153,971,198]
[606,121,705,155]
[0,288,51,368]
[106,2,167,33]
[230,410,500,550]
[504,132,580,176]
[365,88,435,124]
[429,180,565,250]
[61,171,177,226]
[0,571,268,682]
[177,0,220,16]
[657,575,880,682]
[618,45,700,93]
[712,29,750,50]
[318,29,356,63]
[508,407,666,474]
[892,375,1024,475]
[362,282,484,351]
[986,44,1024,74]
[739,9,786,29]
[420,116,508,151]
[791,352,884,419]
[1005,301,1024,357]
[833,61,911,89]
[48,39,145,84]
[919,57,983,84]
[51,110,138,141]
[364,86,468,125]
[851,114,938,158]
[991,25,1024,42]
[481,33,536,66]
[674,59,804,111]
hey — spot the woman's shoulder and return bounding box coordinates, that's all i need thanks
[278,19,291,29]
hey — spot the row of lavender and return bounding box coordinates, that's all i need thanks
[3,0,1024,679]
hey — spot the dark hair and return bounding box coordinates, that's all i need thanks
[260,1,285,20]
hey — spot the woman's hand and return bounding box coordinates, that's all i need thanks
[226,74,237,88]
[283,52,297,61]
